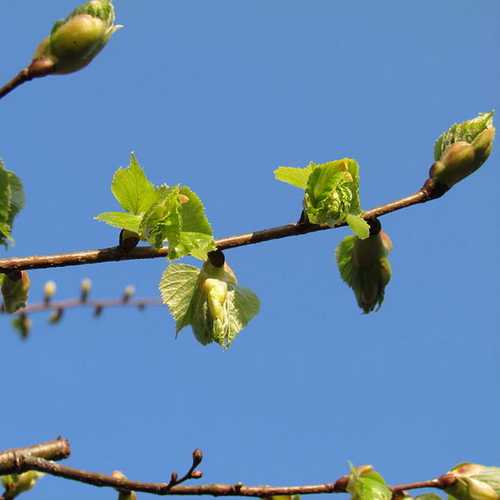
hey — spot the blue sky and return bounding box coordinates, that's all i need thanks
[0,1,499,499]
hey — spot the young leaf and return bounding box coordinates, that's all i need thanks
[0,161,25,246]
[429,112,495,190]
[160,260,260,349]
[347,465,392,500]
[159,263,201,333]
[345,214,370,240]
[1,271,30,313]
[336,224,393,313]
[111,154,159,215]
[94,211,142,233]
[274,163,317,189]
[304,159,362,227]
[141,185,215,260]
[1,471,44,498]
[434,112,494,161]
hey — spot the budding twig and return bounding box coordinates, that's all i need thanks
[0,439,453,498]
[0,190,430,274]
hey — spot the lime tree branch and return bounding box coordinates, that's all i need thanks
[0,189,431,273]
[4,297,162,315]
[0,439,454,497]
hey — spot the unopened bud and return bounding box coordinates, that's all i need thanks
[80,278,92,302]
[203,278,228,321]
[1,471,44,497]
[192,448,203,466]
[178,194,190,204]
[170,472,178,484]
[119,229,140,252]
[30,0,122,76]
[123,285,135,303]
[43,280,57,303]
[191,470,203,479]
[444,464,500,500]
[94,304,103,317]
[111,471,137,500]
[2,271,31,313]
[430,112,495,190]
[49,308,64,325]
[12,313,32,340]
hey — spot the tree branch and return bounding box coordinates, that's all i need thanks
[0,189,432,273]
[0,69,31,100]
[4,297,161,316]
[0,438,70,475]
[0,439,453,497]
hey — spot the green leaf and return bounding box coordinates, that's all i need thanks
[0,161,25,246]
[345,214,370,240]
[274,163,316,189]
[159,263,201,334]
[171,186,216,260]
[1,472,44,498]
[415,495,442,500]
[336,230,393,313]
[94,211,142,233]
[141,185,215,260]
[159,261,260,349]
[1,271,30,313]
[111,153,159,214]
[434,112,494,161]
[347,466,392,500]
[304,159,361,226]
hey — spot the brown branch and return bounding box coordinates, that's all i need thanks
[0,440,452,497]
[4,297,162,316]
[0,189,432,273]
[0,69,31,100]
[0,438,70,475]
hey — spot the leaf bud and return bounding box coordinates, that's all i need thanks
[11,313,32,340]
[192,448,203,467]
[122,285,135,303]
[94,304,103,317]
[336,223,393,314]
[443,464,500,500]
[49,307,64,325]
[80,278,92,302]
[191,470,203,479]
[429,112,495,190]
[1,270,31,313]
[202,278,228,321]
[119,229,140,252]
[30,0,122,77]
[111,471,137,500]
[43,280,57,303]
[1,471,44,498]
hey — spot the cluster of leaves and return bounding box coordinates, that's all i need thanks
[96,154,216,260]
[160,260,260,349]
[274,158,392,313]
[96,156,259,349]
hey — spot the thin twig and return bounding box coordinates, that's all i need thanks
[0,438,452,497]
[0,69,31,100]
[2,453,449,497]
[0,190,431,273]
[3,297,162,316]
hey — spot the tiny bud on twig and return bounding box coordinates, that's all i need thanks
[192,449,203,467]
[80,278,92,303]
[43,280,57,304]
[122,285,135,303]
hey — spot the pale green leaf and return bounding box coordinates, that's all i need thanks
[345,214,370,239]
[304,159,358,226]
[274,163,316,189]
[160,261,259,349]
[141,185,215,260]
[111,153,159,214]
[159,263,201,333]
[0,161,23,246]
[415,495,442,500]
[94,211,142,233]
[434,111,494,161]
[347,466,391,500]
